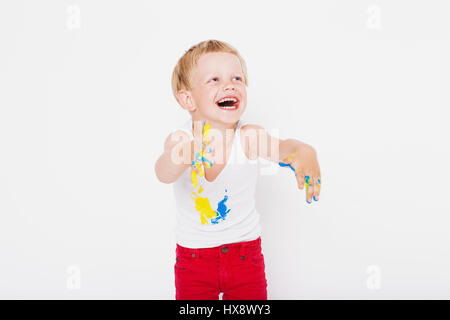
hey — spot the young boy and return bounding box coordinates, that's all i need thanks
[155,40,321,300]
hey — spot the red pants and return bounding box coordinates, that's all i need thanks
[174,237,268,300]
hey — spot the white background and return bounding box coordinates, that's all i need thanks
[0,0,449,299]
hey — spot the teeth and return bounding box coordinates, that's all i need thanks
[218,97,237,103]
[218,104,237,109]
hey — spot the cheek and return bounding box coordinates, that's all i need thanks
[198,92,218,111]
[240,90,247,103]
[204,91,218,106]
[194,89,215,106]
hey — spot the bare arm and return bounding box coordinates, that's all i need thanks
[241,124,312,163]
[242,124,321,202]
[154,130,194,184]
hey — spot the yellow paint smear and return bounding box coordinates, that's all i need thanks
[191,169,198,189]
[190,192,217,225]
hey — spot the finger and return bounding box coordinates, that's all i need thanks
[318,177,321,194]
[296,171,304,189]
[312,177,318,201]
[305,175,314,203]
[313,176,321,201]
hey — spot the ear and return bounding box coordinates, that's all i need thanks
[177,90,197,112]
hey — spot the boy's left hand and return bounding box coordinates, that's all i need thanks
[280,145,321,203]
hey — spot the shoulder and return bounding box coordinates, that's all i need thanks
[240,123,267,139]
[240,123,270,141]
[240,123,266,160]
[241,123,265,132]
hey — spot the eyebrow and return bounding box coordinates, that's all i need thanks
[203,72,243,80]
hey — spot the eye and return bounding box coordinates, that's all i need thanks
[233,76,242,81]
[209,77,219,82]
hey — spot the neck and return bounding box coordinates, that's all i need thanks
[192,117,238,131]
[191,117,239,149]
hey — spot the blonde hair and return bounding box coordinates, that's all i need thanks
[171,39,248,104]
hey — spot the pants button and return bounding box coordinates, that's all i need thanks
[222,246,228,253]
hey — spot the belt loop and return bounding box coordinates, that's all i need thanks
[195,248,200,259]
[240,243,245,258]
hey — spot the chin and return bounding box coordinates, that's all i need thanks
[217,108,244,122]
[199,103,246,124]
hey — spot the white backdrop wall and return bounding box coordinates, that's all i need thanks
[0,0,449,299]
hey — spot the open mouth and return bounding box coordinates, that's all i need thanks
[215,96,240,111]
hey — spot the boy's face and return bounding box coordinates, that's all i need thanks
[182,52,247,125]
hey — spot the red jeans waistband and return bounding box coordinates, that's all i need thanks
[176,237,261,258]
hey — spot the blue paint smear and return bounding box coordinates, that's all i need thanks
[211,194,231,224]
[279,162,296,172]
[195,151,214,168]
[279,162,312,185]
[305,175,310,184]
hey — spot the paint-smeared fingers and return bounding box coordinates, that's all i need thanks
[313,176,321,201]
[305,175,314,203]
[296,170,305,190]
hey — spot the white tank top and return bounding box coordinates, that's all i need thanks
[172,119,261,248]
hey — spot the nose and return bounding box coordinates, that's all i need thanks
[223,80,236,91]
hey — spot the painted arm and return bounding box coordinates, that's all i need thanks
[154,130,194,184]
[242,124,322,203]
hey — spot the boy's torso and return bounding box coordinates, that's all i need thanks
[201,124,256,183]
[173,120,261,248]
